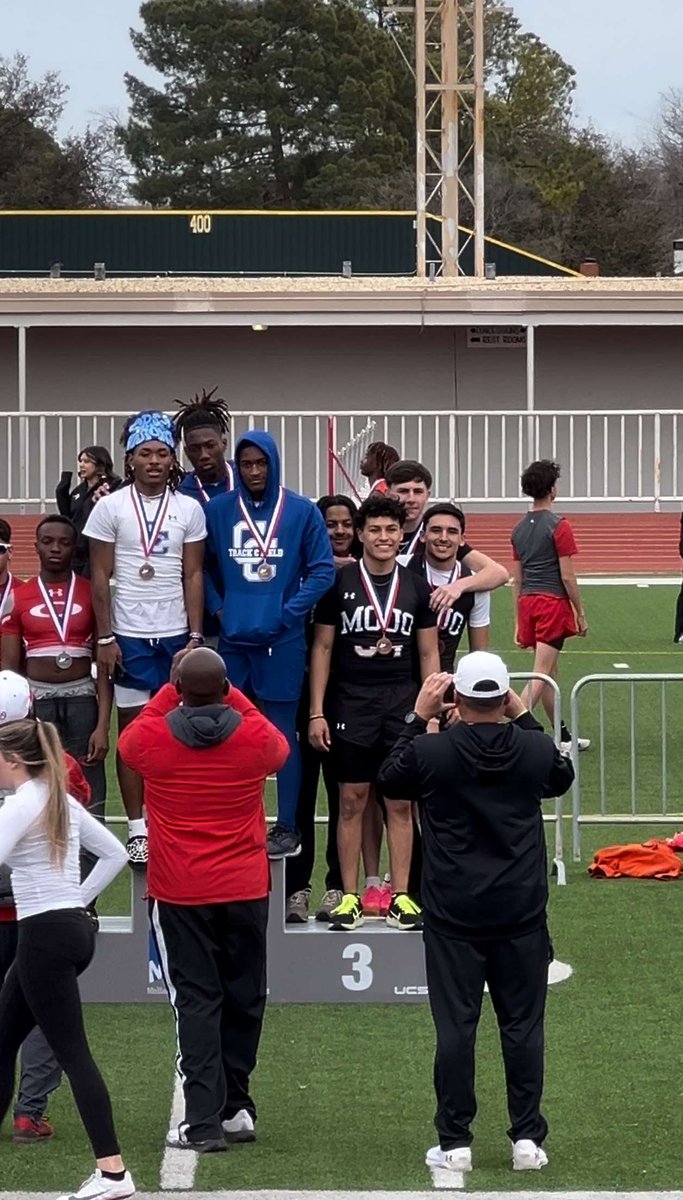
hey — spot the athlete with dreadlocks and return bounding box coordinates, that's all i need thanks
[84,411,207,869]
[360,442,400,496]
[174,387,235,504]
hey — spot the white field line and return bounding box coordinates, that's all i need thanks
[159,1070,197,1190]
[6,1190,683,1200]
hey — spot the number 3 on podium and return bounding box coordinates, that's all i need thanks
[341,943,373,991]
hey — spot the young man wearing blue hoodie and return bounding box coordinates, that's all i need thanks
[204,432,335,859]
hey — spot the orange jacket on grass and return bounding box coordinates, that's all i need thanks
[589,840,682,880]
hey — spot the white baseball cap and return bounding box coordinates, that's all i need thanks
[454,651,509,699]
[0,672,32,724]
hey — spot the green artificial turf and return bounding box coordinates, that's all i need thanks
[3,583,683,1193]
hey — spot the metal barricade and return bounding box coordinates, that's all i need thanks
[570,673,683,861]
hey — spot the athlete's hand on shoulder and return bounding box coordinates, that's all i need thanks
[85,723,109,763]
[334,554,356,567]
[97,640,121,678]
[309,716,331,752]
[577,613,588,637]
[429,580,463,613]
[414,672,457,721]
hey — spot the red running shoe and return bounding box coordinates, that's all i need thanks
[13,1115,55,1143]
[379,880,392,917]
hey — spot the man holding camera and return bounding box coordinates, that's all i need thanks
[378,652,574,1180]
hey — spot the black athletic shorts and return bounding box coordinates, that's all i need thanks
[331,680,418,784]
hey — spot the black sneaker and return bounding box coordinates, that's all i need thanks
[329,893,364,931]
[386,893,423,930]
[126,834,148,872]
[266,824,301,859]
[166,1125,227,1153]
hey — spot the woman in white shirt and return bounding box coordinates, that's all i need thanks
[0,717,134,1200]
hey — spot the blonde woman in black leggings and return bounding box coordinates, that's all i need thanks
[0,717,133,1200]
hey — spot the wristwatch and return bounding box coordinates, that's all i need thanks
[404,710,427,727]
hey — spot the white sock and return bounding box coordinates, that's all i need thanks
[365,876,381,889]
[129,818,147,838]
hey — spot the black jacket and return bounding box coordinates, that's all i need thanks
[378,711,574,939]
[55,473,122,577]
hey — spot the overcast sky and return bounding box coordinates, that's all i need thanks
[0,0,679,146]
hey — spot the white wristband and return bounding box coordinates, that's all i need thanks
[129,818,147,839]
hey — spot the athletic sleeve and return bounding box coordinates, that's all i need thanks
[0,792,45,863]
[456,542,474,561]
[83,495,117,543]
[469,591,490,628]
[76,805,128,907]
[313,580,340,627]
[281,504,336,628]
[64,753,92,807]
[553,518,578,557]
[413,575,438,629]
[183,497,207,543]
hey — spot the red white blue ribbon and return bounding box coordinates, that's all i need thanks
[238,486,285,564]
[359,560,400,636]
[37,573,76,646]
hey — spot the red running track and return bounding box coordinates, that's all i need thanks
[2,511,681,579]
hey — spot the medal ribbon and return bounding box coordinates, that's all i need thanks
[359,561,400,637]
[37,573,76,647]
[131,488,171,560]
[238,486,285,563]
[0,573,12,621]
[426,560,461,629]
[195,462,234,505]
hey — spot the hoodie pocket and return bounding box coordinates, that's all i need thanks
[223,592,285,644]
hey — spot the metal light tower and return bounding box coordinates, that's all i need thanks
[387,1,486,278]
[417,0,485,277]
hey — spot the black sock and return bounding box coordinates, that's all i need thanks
[102,1169,126,1181]
[560,722,571,740]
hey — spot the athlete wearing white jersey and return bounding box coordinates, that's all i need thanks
[0,717,132,1200]
[84,410,206,869]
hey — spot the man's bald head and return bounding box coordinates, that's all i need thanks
[177,648,228,706]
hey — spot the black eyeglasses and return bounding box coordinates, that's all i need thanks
[0,544,11,554]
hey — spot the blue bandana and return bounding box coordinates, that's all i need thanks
[125,412,177,453]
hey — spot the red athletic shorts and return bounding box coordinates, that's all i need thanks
[516,593,577,649]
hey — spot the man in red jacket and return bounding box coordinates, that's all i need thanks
[118,647,289,1154]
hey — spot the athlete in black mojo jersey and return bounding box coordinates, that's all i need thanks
[409,504,493,672]
[309,494,439,932]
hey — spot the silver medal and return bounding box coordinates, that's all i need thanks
[139,563,155,580]
[56,651,72,670]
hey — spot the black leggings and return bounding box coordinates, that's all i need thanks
[0,908,119,1159]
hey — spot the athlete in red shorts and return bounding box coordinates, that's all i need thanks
[510,459,589,752]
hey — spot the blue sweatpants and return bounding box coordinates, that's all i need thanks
[219,640,306,831]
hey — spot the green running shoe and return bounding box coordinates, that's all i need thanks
[329,893,364,931]
[386,892,423,931]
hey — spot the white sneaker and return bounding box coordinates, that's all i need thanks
[425,1144,472,1172]
[512,1138,548,1171]
[560,737,590,754]
[56,1170,136,1200]
[222,1108,256,1143]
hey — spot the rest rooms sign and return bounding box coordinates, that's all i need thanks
[467,326,527,348]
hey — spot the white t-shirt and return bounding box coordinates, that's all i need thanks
[0,779,127,920]
[428,564,490,628]
[84,486,206,637]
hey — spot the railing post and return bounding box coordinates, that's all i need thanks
[654,411,661,512]
[17,325,27,511]
[525,324,535,464]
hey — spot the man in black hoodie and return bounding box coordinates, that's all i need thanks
[378,651,574,1181]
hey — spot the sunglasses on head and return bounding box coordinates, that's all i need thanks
[0,544,11,554]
